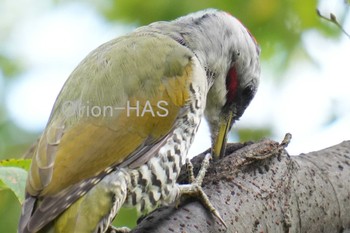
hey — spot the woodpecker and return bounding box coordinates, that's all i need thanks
[18,9,260,233]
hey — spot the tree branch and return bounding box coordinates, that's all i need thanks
[129,136,350,233]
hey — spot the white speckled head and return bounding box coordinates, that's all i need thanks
[140,9,261,157]
[171,9,261,155]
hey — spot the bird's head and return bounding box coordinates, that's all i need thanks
[174,9,261,159]
[145,9,261,159]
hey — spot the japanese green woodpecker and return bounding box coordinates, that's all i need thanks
[18,8,260,233]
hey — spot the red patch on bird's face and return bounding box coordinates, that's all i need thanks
[225,66,238,104]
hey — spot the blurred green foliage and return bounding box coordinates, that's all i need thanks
[98,0,340,63]
[0,159,30,232]
[0,120,38,159]
[0,0,348,232]
[0,190,21,233]
[113,208,138,228]
[0,158,31,170]
[0,54,23,78]
[0,165,28,204]
[238,127,273,142]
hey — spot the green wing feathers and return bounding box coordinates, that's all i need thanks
[20,32,197,233]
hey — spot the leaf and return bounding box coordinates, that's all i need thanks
[0,159,31,171]
[0,167,28,204]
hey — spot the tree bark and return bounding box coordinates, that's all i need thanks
[129,135,350,233]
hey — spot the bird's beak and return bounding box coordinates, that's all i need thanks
[212,111,233,159]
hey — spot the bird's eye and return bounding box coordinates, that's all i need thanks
[242,85,255,100]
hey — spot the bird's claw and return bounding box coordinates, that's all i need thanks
[179,153,227,228]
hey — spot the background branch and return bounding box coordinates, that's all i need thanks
[317,8,350,39]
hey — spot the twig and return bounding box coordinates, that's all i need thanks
[316,9,350,39]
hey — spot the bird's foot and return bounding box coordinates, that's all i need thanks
[178,153,227,228]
